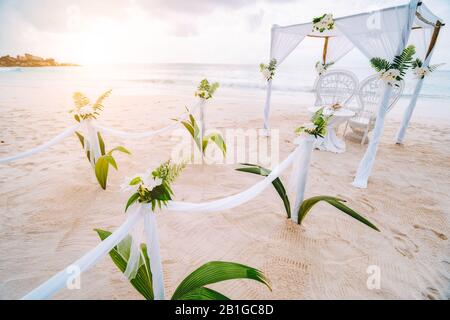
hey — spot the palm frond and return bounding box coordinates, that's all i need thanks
[297,196,380,231]
[92,89,112,111]
[370,57,391,72]
[236,163,291,218]
[73,92,90,109]
[95,229,154,300]
[171,261,271,300]
[392,45,416,75]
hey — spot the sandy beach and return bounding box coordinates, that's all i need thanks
[0,85,448,300]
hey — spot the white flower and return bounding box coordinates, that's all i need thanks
[413,67,429,78]
[379,68,401,86]
[140,170,164,191]
[261,68,272,81]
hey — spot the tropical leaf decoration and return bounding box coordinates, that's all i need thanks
[259,58,277,81]
[295,107,330,138]
[236,163,291,218]
[95,229,271,300]
[370,45,416,87]
[195,79,219,100]
[297,196,380,231]
[236,164,379,231]
[312,13,334,33]
[123,160,186,212]
[181,113,227,157]
[71,90,130,189]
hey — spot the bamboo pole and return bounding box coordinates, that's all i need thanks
[426,21,443,59]
[322,36,329,64]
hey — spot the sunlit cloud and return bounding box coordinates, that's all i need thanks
[0,0,448,66]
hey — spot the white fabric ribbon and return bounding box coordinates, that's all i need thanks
[92,101,202,139]
[0,124,80,164]
[79,120,102,166]
[289,135,316,223]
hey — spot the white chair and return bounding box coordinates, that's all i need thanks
[313,70,359,108]
[344,74,404,145]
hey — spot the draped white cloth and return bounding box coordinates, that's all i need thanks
[0,124,80,164]
[396,26,436,144]
[343,0,419,188]
[289,135,316,223]
[323,36,354,64]
[93,101,200,139]
[263,24,311,131]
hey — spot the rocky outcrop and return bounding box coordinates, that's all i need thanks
[0,54,79,67]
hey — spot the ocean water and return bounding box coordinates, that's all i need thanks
[0,63,449,100]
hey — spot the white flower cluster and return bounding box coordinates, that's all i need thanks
[378,69,401,87]
[413,66,431,79]
[121,170,163,194]
[313,14,334,33]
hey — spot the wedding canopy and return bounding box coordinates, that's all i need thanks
[262,0,444,188]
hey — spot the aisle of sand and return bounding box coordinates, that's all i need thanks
[0,87,449,299]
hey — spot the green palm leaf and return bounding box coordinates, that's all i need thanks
[236,163,291,218]
[171,261,271,300]
[370,57,391,72]
[298,196,379,231]
[95,229,154,300]
[174,287,230,300]
[204,133,227,156]
[94,155,110,189]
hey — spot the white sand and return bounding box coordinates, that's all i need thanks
[0,87,449,299]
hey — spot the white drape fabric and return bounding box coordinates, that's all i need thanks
[81,120,102,166]
[323,36,354,64]
[0,124,80,164]
[344,0,419,188]
[396,27,435,144]
[289,135,316,223]
[93,101,201,139]
[22,137,321,299]
[263,24,310,131]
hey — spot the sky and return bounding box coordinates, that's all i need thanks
[0,0,449,67]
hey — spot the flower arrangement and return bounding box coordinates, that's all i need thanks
[71,90,131,190]
[195,79,219,100]
[295,107,330,139]
[315,61,334,76]
[259,58,277,81]
[312,14,334,33]
[411,58,444,79]
[370,45,416,87]
[123,160,186,212]
[96,229,271,300]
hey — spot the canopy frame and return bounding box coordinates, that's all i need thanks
[261,0,444,188]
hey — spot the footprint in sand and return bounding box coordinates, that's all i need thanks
[391,229,419,259]
[413,224,448,240]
